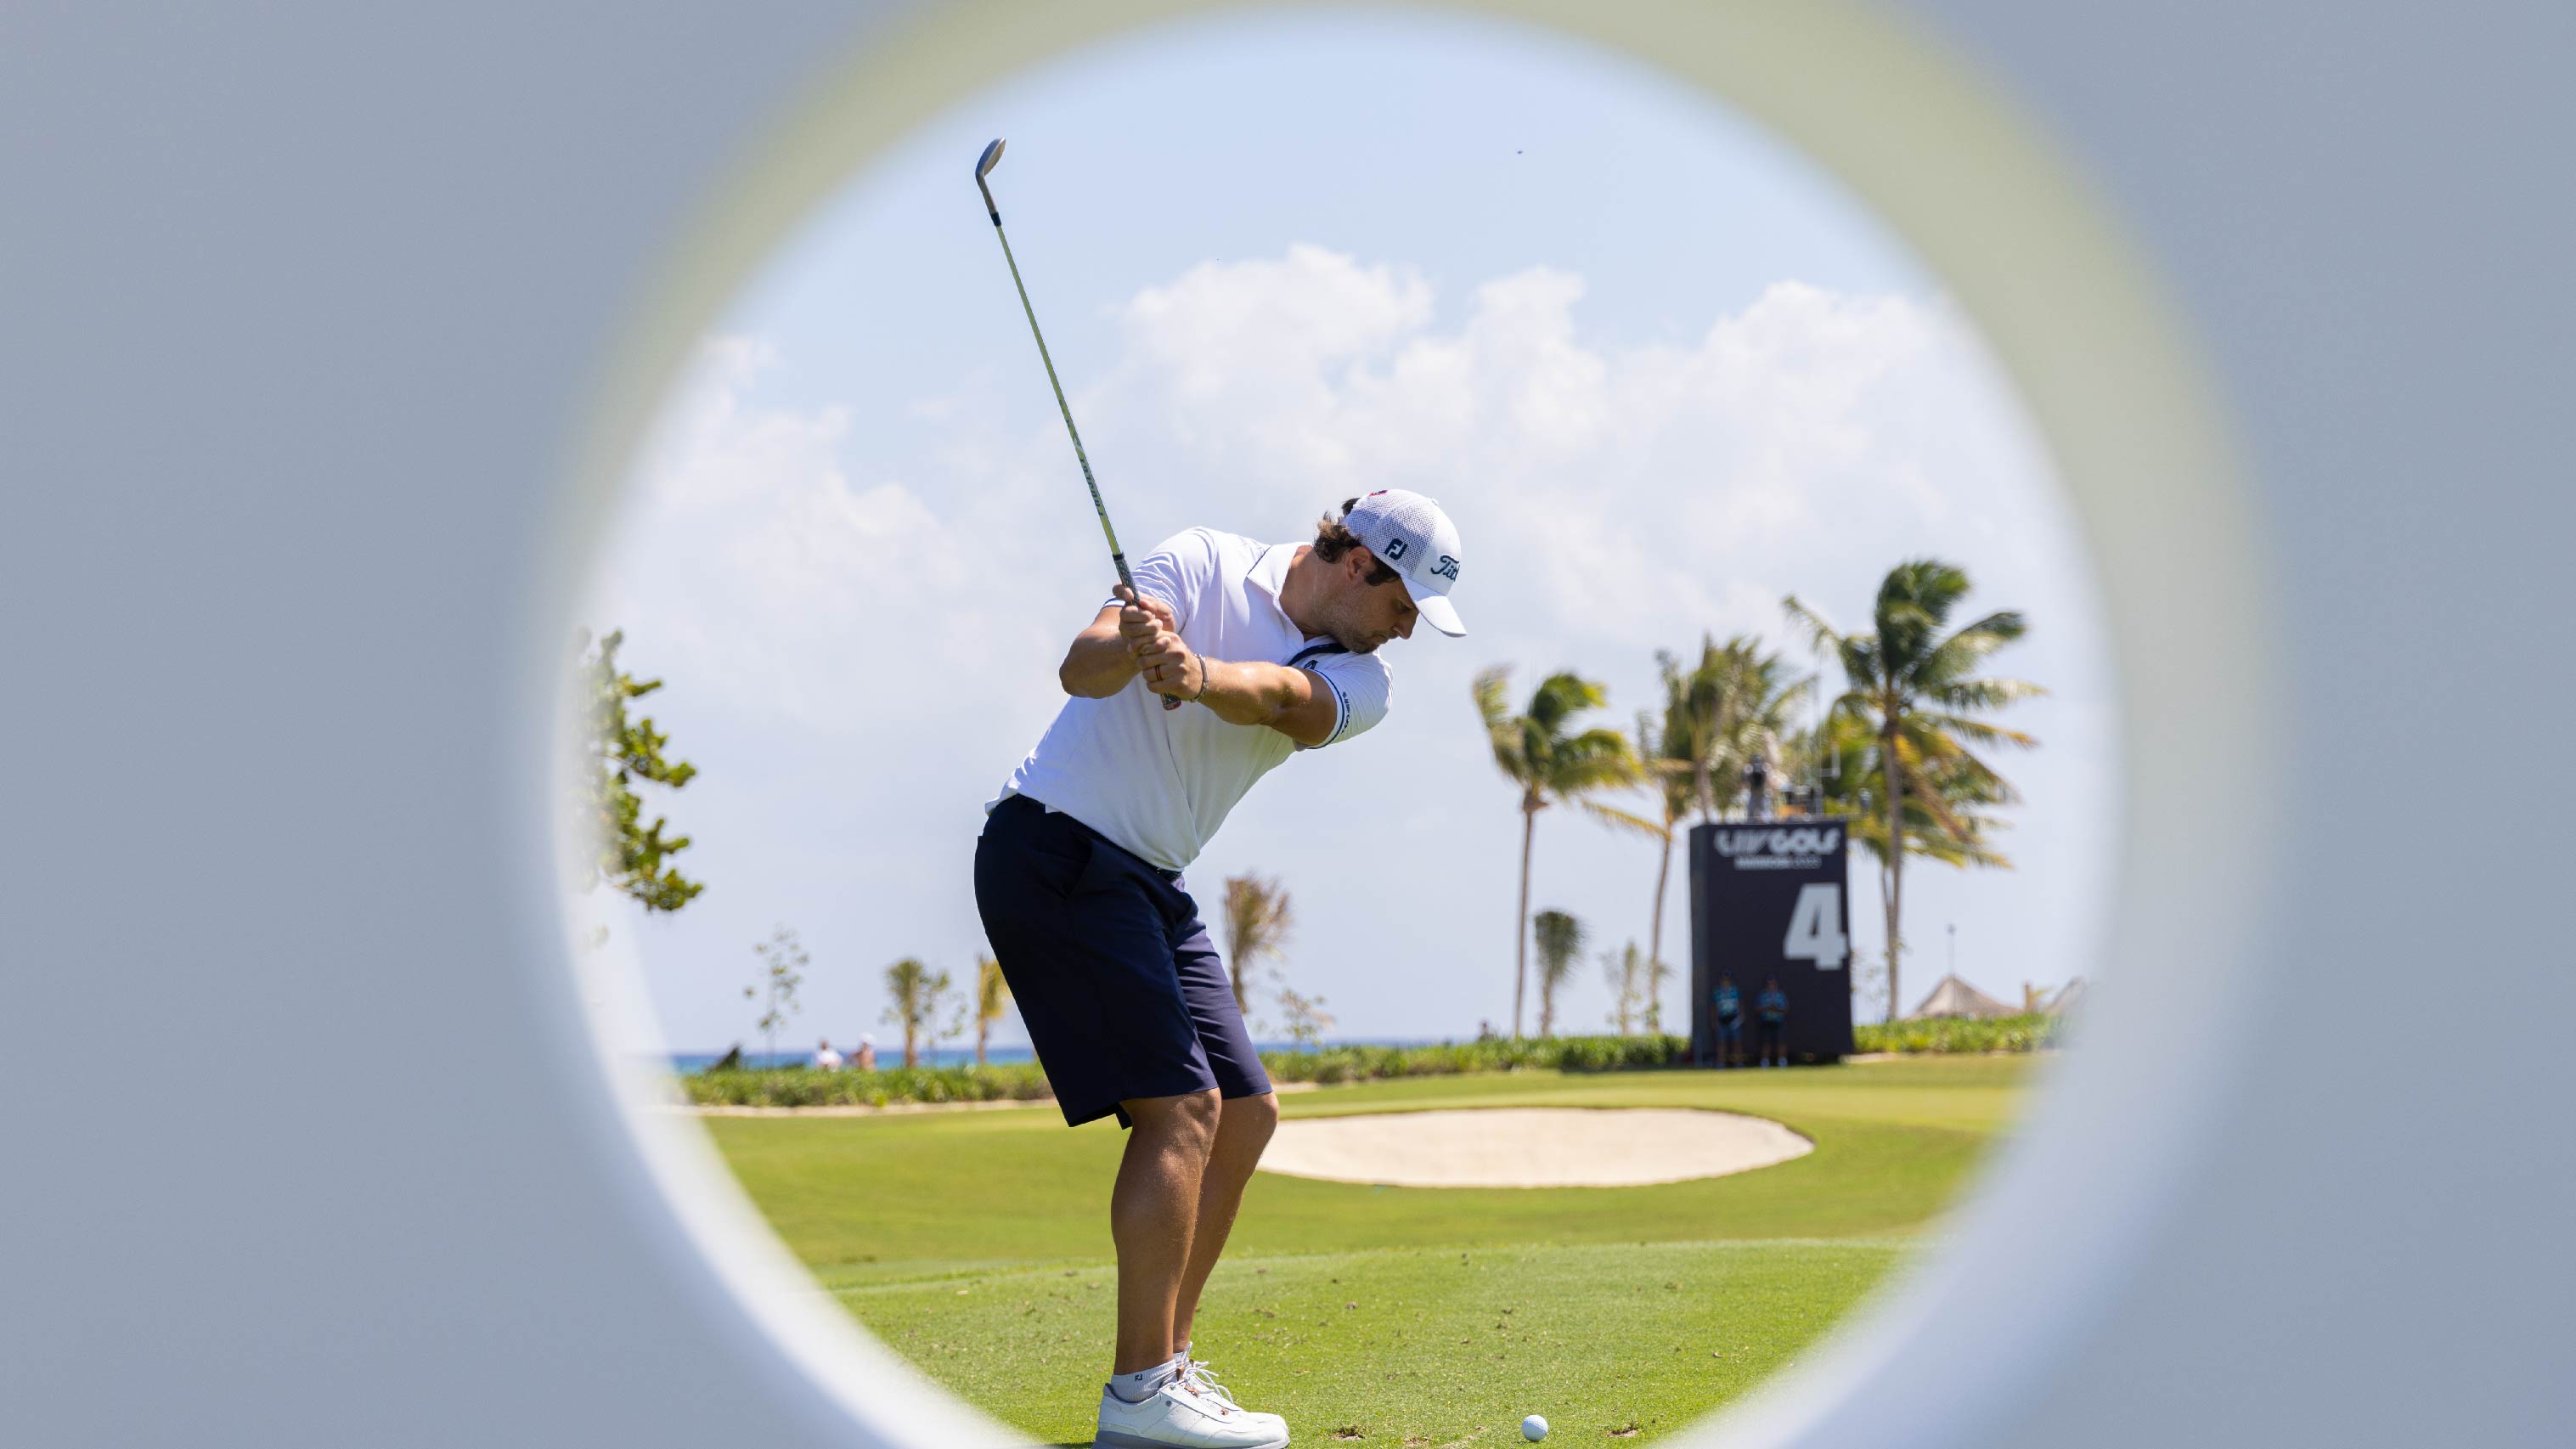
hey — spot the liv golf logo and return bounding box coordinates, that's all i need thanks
[1715,825,1845,870]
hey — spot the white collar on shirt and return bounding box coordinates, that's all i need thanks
[1246,539,1299,616]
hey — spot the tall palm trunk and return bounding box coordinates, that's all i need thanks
[1513,796,1537,1037]
[904,1023,920,1069]
[1648,826,1673,1001]
[1883,717,1905,1024]
[976,1017,989,1066]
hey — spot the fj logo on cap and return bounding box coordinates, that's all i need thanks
[1383,538,1411,561]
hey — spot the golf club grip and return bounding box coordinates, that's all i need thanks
[1113,559,1186,713]
[975,157,1180,714]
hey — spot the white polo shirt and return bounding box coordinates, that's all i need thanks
[995,528,1394,870]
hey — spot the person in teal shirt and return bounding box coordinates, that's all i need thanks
[1756,978,1790,1068]
[1711,973,1744,1069]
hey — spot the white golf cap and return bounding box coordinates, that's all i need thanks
[1343,489,1466,636]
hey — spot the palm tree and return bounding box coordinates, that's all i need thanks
[1636,708,1694,999]
[880,957,953,1069]
[1220,873,1294,1014]
[1532,909,1587,1038]
[1475,668,1655,1037]
[972,954,1011,1067]
[1637,639,1812,987]
[1786,560,2040,1023]
[1804,706,2018,875]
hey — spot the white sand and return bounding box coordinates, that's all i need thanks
[1255,1107,1812,1188]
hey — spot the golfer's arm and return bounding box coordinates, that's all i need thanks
[1196,660,1337,747]
[1058,606,1138,697]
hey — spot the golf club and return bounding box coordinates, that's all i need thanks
[975,137,1182,712]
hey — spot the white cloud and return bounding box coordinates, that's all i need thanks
[588,248,2114,1052]
[1093,250,1988,648]
[595,340,1062,736]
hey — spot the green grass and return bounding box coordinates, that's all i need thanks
[855,1240,1901,1446]
[706,1057,2036,1445]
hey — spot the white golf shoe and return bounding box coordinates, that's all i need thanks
[1095,1375,1288,1449]
[1181,1357,1287,1440]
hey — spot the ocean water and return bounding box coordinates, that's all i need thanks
[668,1044,1039,1074]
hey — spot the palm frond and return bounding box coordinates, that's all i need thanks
[1581,801,1669,841]
[1529,671,1606,732]
[1780,596,1840,657]
[1914,711,2040,750]
[1531,910,1587,987]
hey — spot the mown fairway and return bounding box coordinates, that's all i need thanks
[706,1057,2035,1446]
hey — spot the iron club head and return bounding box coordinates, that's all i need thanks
[974,137,1006,220]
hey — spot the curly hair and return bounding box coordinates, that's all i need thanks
[1314,497,1401,585]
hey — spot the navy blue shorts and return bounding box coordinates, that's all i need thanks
[973,794,1272,1128]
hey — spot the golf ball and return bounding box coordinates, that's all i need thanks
[1521,1415,1549,1441]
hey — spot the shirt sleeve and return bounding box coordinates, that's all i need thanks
[1109,528,1220,631]
[1298,651,1392,748]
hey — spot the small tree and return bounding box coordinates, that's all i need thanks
[882,958,954,1069]
[972,955,1012,1067]
[1221,873,1295,1014]
[1275,985,1335,1049]
[1604,939,1649,1035]
[575,629,704,914]
[745,926,806,1066]
[1852,948,1893,1023]
[1643,953,1674,1035]
[1532,909,1587,1039]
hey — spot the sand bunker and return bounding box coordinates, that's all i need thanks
[1256,1108,1812,1188]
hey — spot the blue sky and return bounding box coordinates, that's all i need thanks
[574,8,2116,1056]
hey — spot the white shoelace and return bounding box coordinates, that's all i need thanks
[1181,1358,1245,1411]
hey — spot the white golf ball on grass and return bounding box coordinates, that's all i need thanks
[1521,1414,1549,1441]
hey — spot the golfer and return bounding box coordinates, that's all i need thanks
[975,490,1465,1449]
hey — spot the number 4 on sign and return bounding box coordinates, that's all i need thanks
[1784,884,1848,970]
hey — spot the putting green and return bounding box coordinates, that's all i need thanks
[706,1057,2036,1445]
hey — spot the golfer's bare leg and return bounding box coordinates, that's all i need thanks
[1171,1091,1280,1350]
[1112,1090,1220,1374]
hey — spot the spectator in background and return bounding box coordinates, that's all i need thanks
[1712,973,1744,1069]
[814,1038,844,1071]
[854,1034,878,1072]
[1757,977,1790,1068]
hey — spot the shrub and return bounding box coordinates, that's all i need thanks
[1258,1034,1687,1084]
[680,1034,1711,1108]
[1852,1012,2060,1055]
[682,1063,1052,1108]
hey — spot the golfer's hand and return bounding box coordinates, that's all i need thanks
[1113,585,1176,648]
[1113,585,1194,703]
[1133,630,1203,700]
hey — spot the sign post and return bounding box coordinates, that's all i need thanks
[1688,819,1857,1065]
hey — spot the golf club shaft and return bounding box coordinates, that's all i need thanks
[980,163,1182,710]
